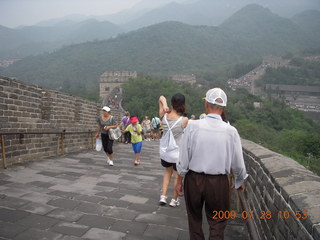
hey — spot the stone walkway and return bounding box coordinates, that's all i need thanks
[0,140,249,240]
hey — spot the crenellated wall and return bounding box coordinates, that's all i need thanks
[242,139,320,240]
[0,76,101,166]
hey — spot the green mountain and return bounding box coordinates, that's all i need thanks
[219,4,317,54]
[0,19,123,60]
[1,4,319,99]
[292,10,320,41]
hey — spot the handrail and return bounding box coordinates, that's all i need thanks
[237,189,261,240]
[0,130,95,169]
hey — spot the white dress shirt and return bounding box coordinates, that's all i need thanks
[177,113,248,189]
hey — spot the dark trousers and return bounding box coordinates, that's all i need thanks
[184,171,230,240]
[124,132,131,143]
[101,133,113,155]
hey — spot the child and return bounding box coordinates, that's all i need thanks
[122,116,143,165]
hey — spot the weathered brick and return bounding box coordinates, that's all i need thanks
[0,103,8,110]
[0,79,9,86]
[296,225,313,240]
[0,91,8,98]
[9,93,18,99]
[4,99,14,104]
[0,117,8,122]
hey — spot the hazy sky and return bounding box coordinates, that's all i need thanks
[0,0,144,28]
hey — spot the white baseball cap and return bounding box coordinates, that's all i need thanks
[102,106,111,112]
[203,88,227,107]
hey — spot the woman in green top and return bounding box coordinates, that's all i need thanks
[95,106,118,166]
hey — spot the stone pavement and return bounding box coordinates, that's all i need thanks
[0,140,249,240]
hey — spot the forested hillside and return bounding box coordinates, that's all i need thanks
[257,58,320,86]
[292,10,320,41]
[1,5,319,100]
[0,19,123,60]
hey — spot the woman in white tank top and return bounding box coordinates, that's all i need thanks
[158,93,188,207]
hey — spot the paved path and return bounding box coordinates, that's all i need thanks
[0,140,249,240]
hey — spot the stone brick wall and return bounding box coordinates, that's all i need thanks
[0,76,101,166]
[242,139,320,240]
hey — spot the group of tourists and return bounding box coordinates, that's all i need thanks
[95,87,248,240]
[120,113,162,144]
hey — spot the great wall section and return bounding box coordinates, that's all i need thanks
[0,74,320,239]
[228,56,320,121]
[0,76,100,166]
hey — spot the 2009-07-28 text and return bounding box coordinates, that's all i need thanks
[212,210,308,220]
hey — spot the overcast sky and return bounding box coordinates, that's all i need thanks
[0,0,145,28]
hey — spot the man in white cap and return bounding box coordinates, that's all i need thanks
[176,88,248,240]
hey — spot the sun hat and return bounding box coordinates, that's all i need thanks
[102,106,111,112]
[203,88,227,107]
[130,116,139,123]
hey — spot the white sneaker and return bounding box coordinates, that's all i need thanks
[107,158,110,164]
[169,198,180,207]
[159,195,167,206]
[109,160,114,166]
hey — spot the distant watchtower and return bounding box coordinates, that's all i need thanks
[99,71,137,104]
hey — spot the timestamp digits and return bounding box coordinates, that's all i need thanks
[212,210,308,220]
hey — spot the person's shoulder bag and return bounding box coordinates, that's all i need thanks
[108,116,122,140]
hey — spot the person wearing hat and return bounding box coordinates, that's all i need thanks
[95,106,119,166]
[175,88,248,239]
[158,93,188,207]
[122,116,143,165]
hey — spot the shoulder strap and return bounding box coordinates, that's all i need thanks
[110,116,115,124]
[164,114,183,131]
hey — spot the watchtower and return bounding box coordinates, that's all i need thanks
[99,71,137,104]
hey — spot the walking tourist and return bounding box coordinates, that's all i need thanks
[142,116,152,141]
[120,112,131,144]
[176,88,248,240]
[159,94,188,207]
[151,116,161,139]
[95,106,119,166]
[122,116,143,165]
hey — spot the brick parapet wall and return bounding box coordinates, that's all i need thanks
[242,139,320,240]
[0,76,102,166]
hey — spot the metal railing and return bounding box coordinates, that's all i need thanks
[0,130,95,169]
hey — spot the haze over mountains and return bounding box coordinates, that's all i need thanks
[1,3,319,98]
[0,20,124,61]
[35,0,320,27]
[0,0,319,61]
